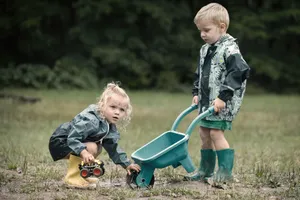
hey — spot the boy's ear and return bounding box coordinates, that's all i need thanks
[220,23,227,31]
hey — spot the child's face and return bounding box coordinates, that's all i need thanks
[103,94,128,124]
[195,19,226,44]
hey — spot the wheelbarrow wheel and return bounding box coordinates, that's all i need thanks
[126,171,155,189]
[149,175,155,187]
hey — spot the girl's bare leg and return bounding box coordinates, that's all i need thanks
[85,142,102,158]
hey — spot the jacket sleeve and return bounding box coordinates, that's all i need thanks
[192,57,200,97]
[67,114,99,156]
[102,137,131,169]
[218,44,250,102]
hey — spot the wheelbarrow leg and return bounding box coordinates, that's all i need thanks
[135,165,155,188]
[179,154,196,173]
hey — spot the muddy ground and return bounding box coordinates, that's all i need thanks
[0,168,294,200]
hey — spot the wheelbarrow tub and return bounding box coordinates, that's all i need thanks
[131,131,189,169]
[127,106,214,188]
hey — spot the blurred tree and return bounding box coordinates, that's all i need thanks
[228,0,300,93]
[0,0,299,93]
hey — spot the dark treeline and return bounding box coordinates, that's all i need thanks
[1,0,300,93]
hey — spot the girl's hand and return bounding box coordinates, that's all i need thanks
[212,98,226,113]
[192,96,199,105]
[80,149,95,163]
[126,164,141,175]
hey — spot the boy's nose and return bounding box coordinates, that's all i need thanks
[201,32,205,38]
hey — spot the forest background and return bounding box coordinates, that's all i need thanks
[1,0,300,93]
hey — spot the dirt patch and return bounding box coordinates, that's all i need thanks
[0,168,294,200]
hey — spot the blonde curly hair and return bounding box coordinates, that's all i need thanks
[97,82,132,129]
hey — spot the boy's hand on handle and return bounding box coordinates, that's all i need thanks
[80,149,95,164]
[126,164,141,175]
[192,96,199,105]
[212,98,226,113]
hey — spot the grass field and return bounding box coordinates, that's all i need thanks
[0,89,299,200]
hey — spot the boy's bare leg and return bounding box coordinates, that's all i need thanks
[210,129,229,150]
[208,129,234,187]
[200,127,214,149]
[183,126,216,181]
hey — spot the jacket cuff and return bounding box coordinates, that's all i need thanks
[73,146,86,156]
[121,160,131,169]
[218,90,234,102]
[192,88,198,96]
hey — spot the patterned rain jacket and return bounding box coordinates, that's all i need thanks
[49,104,131,168]
[192,34,250,121]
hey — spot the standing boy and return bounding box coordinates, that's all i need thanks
[184,3,250,186]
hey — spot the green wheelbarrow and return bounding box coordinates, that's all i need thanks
[126,104,214,188]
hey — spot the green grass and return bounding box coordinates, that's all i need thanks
[0,89,299,199]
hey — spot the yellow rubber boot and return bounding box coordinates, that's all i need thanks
[63,155,97,189]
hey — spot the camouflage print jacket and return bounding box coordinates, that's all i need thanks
[192,34,250,121]
[55,104,131,168]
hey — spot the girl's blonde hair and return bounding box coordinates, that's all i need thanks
[194,3,230,30]
[97,82,132,128]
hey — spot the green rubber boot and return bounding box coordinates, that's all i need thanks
[184,149,216,181]
[209,149,234,186]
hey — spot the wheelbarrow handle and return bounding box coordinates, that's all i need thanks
[171,104,215,135]
[171,104,198,131]
[185,106,215,136]
[171,104,202,131]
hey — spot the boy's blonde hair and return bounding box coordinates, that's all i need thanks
[97,82,132,128]
[194,3,230,30]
